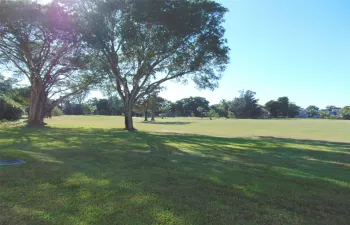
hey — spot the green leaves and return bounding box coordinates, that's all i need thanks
[75,0,229,94]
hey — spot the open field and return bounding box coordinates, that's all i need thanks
[1,116,350,224]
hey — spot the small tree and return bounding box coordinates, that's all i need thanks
[228,111,235,119]
[52,107,63,117]
[207,109,219,120]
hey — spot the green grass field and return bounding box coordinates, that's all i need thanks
[1,116,349,225]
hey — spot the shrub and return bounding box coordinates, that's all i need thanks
[329,115,336,119]
[207,109,219,118]
[52,107,63,116]
[0,95,23,121]
[228,111,235,118]
[340,106,350,120]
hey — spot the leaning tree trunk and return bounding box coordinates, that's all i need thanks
[28,80,46,126]
[124,99,135,131]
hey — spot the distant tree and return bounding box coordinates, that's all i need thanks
[211,99,231,118]
[340,106,350,120]
[134,95,151,121]
[176,97,209,117]
[51,107,63,117]
[265,100,281,118]
[306,105,319,118]
[107,95,124,115]
[265,98,300,118]
[70,0,229,130]
[148,94,167,121]
[81,104,95,115]
[288,103,301,118]
[228,111,235,118]
[278,97,289,117]
[168,102,177,117]
[0,74,13,95]
[207,109,219,119]
[230,90,261,118]
[197,106,205,118]
[160,102,172,118]
[319,110,329,119]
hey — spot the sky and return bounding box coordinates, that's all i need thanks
[151,0,350,108]
[4,0,350,108]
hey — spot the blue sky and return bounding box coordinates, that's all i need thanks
[153,0,350,108]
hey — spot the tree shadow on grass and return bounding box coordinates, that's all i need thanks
[142,121,193,125]
[0,127,349,225]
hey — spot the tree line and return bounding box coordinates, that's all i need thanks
[38,88,350,121]
[2,73,350,121]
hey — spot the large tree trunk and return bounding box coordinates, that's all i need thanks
[28,81,46,126]
[124,99,135,131]
[151,112,155,121]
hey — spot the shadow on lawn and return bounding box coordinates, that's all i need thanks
[0,127,349,225]
[142,121,193,125]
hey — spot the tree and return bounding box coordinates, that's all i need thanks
[278,97,289,118]
[0,1,96,125]
[211,99,231,118]
[197,106,204,118]
[176,97,210,117]
[81,103,94,115]
[229,90,261,119]
[319,110,329,119]
[0,74,13,95]
[288,103,301,118]
[207,109,219,119]
[72,0,229,130]
[340,106,350,120]
[265,98,300,118]
[134,94,151,121]
[306,105,319,118]
[149,94,167,121]
[228,111,235,118]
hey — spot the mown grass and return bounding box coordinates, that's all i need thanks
[0,116,349,225]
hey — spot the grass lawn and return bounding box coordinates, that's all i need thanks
[0,116,349,225]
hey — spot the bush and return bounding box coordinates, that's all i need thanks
[330,115,336,119]
[52,107,63,117]
[340,106,350,120]
[0,95,23,121]
[228,111,235,118]
[207,109,219,118]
